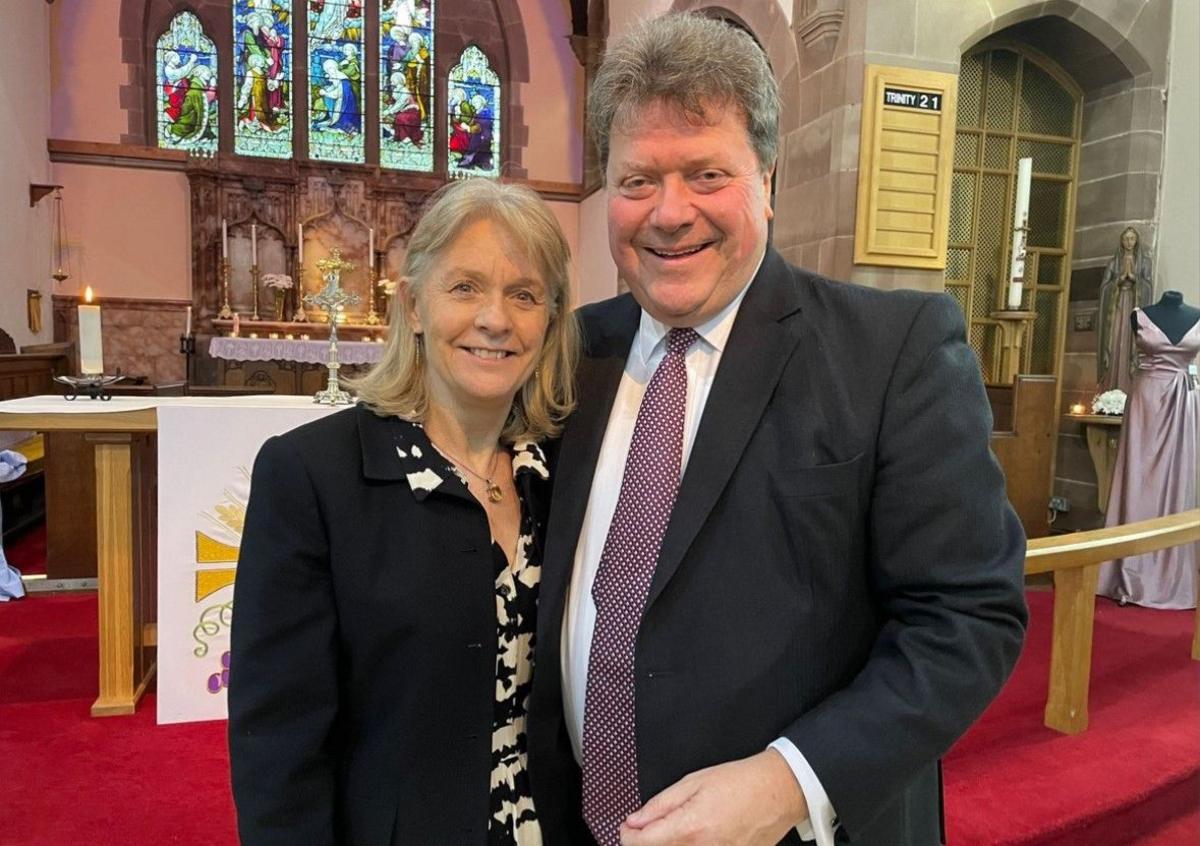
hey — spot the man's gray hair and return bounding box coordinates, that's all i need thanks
[588,13,780,172]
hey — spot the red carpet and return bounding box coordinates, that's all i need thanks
[1,590,1196,845]
[0,594,236,846]
[944,590,1200,845]
[4,520,47,576]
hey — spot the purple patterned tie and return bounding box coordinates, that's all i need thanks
[582,327,700,845]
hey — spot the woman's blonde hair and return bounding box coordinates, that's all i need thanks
[350,178,578,442]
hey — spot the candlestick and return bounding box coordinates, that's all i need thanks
[366,267,381,325]
[1007,157,1032,309]
[250,264,261,321]
[218,259,233,319]
[78,286,104,376]
[222,218,228,260]
[292,264,308,322]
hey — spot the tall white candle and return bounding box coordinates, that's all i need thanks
[222,219,228,260]
[1007,157,1032,309]
[368,228,374,268]
[78,286,104,375]
[297,222,304,264]
[251,223,258,265]
[185,305,193,336]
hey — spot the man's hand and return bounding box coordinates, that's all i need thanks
[620,749,808,845]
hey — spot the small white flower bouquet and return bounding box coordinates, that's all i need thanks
[1091,389,1126,416]
[376,277,397,297]
[261,273,294,290]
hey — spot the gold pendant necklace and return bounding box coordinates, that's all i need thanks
[431,439,504,503]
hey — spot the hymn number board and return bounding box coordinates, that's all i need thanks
[854,66,959,270]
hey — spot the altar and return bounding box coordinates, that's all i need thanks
[208,334,385,395]
[0,395,343,721]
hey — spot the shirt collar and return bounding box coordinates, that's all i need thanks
[632,250,764,367]
[390,416,549,502]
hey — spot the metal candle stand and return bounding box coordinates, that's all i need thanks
[179,334,196,387]
[54,374,126,401]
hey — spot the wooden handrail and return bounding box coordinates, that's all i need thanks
[1027,508,1200,735]
[1026,509,1200,574]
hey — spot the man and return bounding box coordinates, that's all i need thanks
[527,13,1027,846]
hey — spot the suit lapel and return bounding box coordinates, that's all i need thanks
[647,250,805,608]
[539,296,641,632]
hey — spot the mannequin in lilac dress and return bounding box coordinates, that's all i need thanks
[1097,291,1200,609]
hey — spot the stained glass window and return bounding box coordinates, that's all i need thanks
[308,1,366,163]
[233,0,293,159]
[155,12,218,154]
[448,46,501,178]
[379,0,435,171]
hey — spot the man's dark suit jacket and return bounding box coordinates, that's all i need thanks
[228,407,579,845]
[527,249,1028,845]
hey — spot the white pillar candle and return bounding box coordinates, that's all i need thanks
[222,219,228,260]
[368,228,374,268]
[297,223,304,264]
[1007,157,1032,309]
[232,312,240,337]
[251,223,258,265]
[78,286,104,375]
[185,305,193,336]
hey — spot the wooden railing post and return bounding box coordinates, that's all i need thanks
[1044,565,1099,734]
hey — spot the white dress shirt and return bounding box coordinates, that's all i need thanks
[559,264,838,845]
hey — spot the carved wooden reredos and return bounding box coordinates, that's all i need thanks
[189,157,445,328]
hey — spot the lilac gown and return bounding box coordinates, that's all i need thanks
[1096,308,1200,609]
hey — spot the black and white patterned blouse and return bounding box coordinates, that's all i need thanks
[485,441,548,845]
[413,434,548,845]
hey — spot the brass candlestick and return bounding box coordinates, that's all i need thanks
[292,254,308,322]
[365,265,382,325]
[250,264,261,321]
[218,259,233,319]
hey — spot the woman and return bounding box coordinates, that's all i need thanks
[229,179,579,844]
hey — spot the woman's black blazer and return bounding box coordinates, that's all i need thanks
[228,405,575,844]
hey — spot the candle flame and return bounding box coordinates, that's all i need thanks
[84,286,95,303]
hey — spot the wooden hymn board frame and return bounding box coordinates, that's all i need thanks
[854,65,959,269]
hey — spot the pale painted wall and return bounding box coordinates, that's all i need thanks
[50,164,193,301]
[519,0,586,184]
[0,1,53,347]
[49,0,128,144]
[1156,0,1200,305]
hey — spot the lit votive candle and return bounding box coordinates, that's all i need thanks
[249,332,259,339]
[1070,403,1086,415]
[285,333,294,340]
[300,334,310,341]
[268,332,279,340]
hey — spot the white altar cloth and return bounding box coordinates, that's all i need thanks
[209,336,385,365]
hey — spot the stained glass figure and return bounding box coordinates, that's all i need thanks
[233,0,293,159]
[380,0,435,171]
[155,12,218,153]
[307,1,365,163]
[448,46,500,178]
